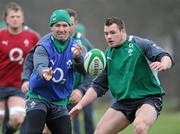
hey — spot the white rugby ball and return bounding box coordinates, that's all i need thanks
[84,48,106,75]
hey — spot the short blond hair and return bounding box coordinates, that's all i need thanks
[2,2,23,21]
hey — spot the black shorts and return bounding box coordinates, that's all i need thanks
[111,95,163,123]
[0,87,25,100]
[25,97,69,121]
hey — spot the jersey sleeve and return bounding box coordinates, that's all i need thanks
[33,45,49,78]
[132,36,174,63]
[91,68,109,97]
[21,47,35,83]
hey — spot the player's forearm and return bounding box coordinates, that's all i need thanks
[78,87,97,109]
[73,56,86,75]
[160,56,172,70]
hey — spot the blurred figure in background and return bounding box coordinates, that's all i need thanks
[66,9,95,134]
[70,17,174,134]
[75,23,86,36]
[0,21,6,29]
[0,2,39,134]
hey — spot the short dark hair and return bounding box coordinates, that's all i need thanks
[105,17,125,30]
[2,2,23,21]
[66,8,78,21]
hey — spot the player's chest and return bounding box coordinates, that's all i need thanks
[0,36,34,55]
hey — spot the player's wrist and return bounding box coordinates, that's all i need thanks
[76,103,83,110]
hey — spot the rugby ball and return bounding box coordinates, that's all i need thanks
[84,48,106,75]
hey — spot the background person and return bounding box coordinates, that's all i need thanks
[70,17,174,134]
[0,21,6,29]
[66,8,95,134]
[0,2,39,134]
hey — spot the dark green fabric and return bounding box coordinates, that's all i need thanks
[0,21,6,28]
[106,37,164,100]
[27,90,69,106]
[51,36,69,53]
[49,9,71,26]
[73,72,84,88]
[74,33,92,52]
[72,32,93,89]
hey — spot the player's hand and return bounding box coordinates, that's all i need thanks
[150,61,166,71]
[71,44,83,59]
[42,67,54,81]
[70,89,83,103]
[21,81,29,93]
[69,104,83,120]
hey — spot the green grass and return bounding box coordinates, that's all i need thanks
[78,98,180,134]
[4,98,180,134]
[117,112,180,134]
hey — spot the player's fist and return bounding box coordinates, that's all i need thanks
[71,44,83,59]
[42,67,54,81]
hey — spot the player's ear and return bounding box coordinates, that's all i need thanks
[121,28,126,33]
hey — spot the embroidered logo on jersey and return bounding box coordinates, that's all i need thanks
[50,58,72,84]
[152,44,160,49]
[9,48,24,64]
[50,59,55,66]
[52,67,66,84]
[2,40,8,46]
[29,101,36,109]
[76,39,82,44]
[24,39,30,47]
[66,59,73,69]
[128,43,134,56]
[107,57,112,60]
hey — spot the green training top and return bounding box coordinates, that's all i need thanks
[106,37,164,100]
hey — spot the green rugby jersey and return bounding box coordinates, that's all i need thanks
[92,36,172,101]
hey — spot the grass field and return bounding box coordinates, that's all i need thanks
[2,98,180,134]
[78,98,180,134]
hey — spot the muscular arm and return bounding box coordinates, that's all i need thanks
[150,55,172,71]
[69,87,97,119]
[133,36,174,70]
[91,69,109,97]
[69,68,109,118]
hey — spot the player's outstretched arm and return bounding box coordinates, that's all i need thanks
[150,56,173,71]
[69,87,97,119]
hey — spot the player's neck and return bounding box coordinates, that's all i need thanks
[7,26,23,35]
